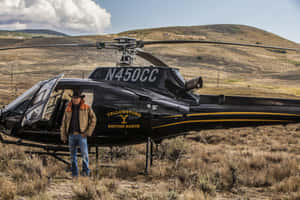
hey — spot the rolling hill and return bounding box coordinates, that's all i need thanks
[14,29,68,36]
[0,24,300,105]
[0,29,67,39]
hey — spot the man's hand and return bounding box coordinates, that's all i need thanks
[81,133,87,138]
[61,136,67,144]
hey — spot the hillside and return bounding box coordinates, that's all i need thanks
[0,29,67,39]
[2,24,300,199]
[1,24,300,105]
[119,24,298,46]
[14,29,68,36]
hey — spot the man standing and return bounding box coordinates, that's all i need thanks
[60,90,96,177]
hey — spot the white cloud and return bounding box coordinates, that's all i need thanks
[0,0,111,34]
[0,22,28,30]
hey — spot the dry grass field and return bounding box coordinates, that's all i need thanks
[2,126,300,199]
[1,24,300,199]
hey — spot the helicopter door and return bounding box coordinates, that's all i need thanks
[21,74,64,127]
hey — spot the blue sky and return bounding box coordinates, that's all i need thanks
[0,0,299,43]
[95,0,300,43]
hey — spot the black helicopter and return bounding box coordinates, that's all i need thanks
[0,37,300,169]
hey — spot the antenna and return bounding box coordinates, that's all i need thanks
[9,63,14,98]
[217,69,220,88]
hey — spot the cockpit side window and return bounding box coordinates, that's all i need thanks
[43,89,64,120]
[81,89,94,107]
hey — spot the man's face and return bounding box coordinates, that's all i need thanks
[72,97,81,105]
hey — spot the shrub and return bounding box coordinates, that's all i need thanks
[0,144,26,171]
[180,189,210,200]
[116,155,145,178]
[104,179,118,193]
[109,146,137,160]
[8,157,49,197]
[157,137,189,162]
[274,176,300,193]
[9,157,46,181]
[0,176,16,200]
[72,177,112,200]
[197,56,203,60]
[166,189,179,200]
[177,169,216,196]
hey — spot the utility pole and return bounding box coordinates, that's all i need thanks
[10,63,14,98]
[217,69,220,88]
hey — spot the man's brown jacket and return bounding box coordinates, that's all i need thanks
[60,100,97,141]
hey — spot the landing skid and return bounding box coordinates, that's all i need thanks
[0,133,93,166]
[0,133,158,175]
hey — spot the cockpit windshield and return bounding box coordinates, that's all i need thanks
[4,81,43,113]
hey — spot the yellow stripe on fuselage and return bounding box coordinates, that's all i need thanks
[164,112,300,118]
[152,119,292,129]
[187,112,300,117]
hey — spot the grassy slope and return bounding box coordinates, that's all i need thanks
[1,24,300,199]
[1,24,300,106]
[0,29,66,39]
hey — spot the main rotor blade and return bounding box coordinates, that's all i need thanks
[141,40,300,52]
[0,43,96,51]
[136,48,169,67]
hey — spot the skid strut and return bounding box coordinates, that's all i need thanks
[95,145,99,175]
[144,137,154,174]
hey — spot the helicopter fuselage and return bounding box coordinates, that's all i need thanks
[1,66,300,147]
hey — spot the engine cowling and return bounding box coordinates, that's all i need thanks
[185,76,203,91]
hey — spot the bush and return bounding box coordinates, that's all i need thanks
[116,155,145,178]
[7,157,49,197]
[0,176,16,200]
[197,56,203,60]
[230,152,298,188]
[157,137,189,162]
[177,169,216,196]
[274,176,300,193]
[180,189,210,200]
[109,146,137,160]
[0,144,26,171]
[72,177,113,200]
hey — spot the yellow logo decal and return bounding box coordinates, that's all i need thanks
[120,114,128,124]
[107,110,141,129]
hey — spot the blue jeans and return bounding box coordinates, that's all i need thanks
[68,134,90,177]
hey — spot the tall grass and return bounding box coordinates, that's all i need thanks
[2,124,300,199]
